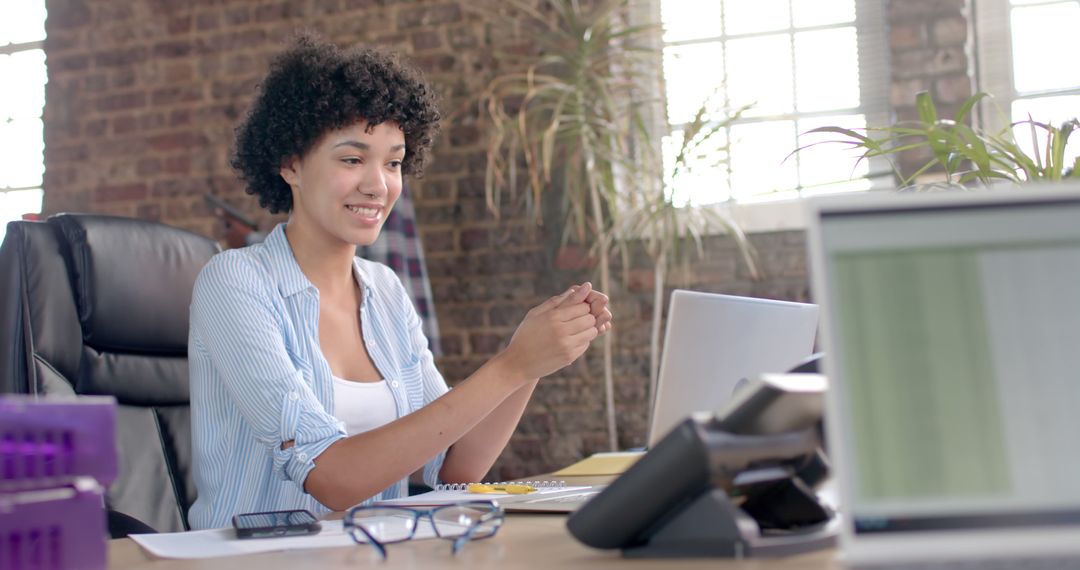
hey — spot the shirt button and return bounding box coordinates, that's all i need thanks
[289,391,299,401]
[298,452,308,461]
[391,381,399,388]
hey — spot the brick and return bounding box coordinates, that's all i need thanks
[397,3,462,28]
[136,203,163,221]
[148,131,207,151]
[95,91,147,113]
[934,74,973,105]
[112,114,139,135]
[195,12,220,30]
[931,16,968,47]
[167,15,193,35]
[224,7,251,26]
[153,39,194,59]
[468,332,504,355]
[151,85,204,105]
[411,30,443,51]
[94,46,148,68]
[889,23,925,50]
[95,183,148,202]
[136,158,162,176]
[48,54,90,72]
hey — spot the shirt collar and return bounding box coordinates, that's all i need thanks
[263,223,314,297]
[263,223,375,300]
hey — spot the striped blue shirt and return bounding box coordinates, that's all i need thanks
[188,224,449,530]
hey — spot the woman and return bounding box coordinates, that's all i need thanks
[187,34,612,530]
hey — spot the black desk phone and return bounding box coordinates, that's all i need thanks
[567,365,836,558]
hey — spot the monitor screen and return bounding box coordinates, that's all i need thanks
[819,197,1080,534]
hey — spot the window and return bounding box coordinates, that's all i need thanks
[0,1,48,244]
[657,0,889,229]
[975,0,1080,168]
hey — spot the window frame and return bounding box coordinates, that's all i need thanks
[645,0,892,233]
[0,34,47,239]
[973,0,1080,133]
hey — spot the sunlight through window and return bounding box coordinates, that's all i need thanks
[660,0,886,206]
[0,0,47,244]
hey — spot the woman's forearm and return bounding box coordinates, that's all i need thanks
[303,352,528,510]
[438,376,540,483]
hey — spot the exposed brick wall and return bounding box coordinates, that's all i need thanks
[41,0,978,478]
[887,0,975,179]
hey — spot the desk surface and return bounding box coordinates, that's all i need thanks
[109,513,843,569]
[109,475,844,569]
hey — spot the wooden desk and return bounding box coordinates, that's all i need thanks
[109,475,844,569]
[109,512,843,569]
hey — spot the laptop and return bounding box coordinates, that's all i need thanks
[805,187,1080,566]
[647,290,819,447]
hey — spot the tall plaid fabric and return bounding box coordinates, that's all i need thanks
[357,183,442,356]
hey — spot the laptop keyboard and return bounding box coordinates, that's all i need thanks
[858,557,1080,570]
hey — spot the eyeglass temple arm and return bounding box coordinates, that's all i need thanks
[451,511,502,555]
[351,522,389,559]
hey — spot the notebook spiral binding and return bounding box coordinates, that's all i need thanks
[434,480,567,491]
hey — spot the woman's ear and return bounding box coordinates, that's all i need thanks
[279,155,301,189]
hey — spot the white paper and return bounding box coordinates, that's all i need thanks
[375,485,594,507]
[130,518,438,560]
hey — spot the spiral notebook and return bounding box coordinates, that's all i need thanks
[375,481,603,513]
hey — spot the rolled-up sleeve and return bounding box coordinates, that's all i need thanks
[191,253,346,488]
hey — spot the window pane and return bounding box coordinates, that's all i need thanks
[1011,3,1080,93]
[727,34,794,116]
[723,0,790,36]
[662,0,723,42]
[729,120,798,200]
[0,49,47,119]
[1010,94,1080,174]
[795,28,860,112]
[664,43,725,125]
[0,188,43,245]
[796,114,871,191]
[0,117,45,189]
[0,0,47,45]
[792,0,855,28]
[664,128,732,206]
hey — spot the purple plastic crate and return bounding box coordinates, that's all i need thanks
[0,478,107,570]
[0,396,117,492]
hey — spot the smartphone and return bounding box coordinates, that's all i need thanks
[204,193,258,229]
[232,509,322,539]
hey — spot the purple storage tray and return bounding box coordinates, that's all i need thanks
[0,478,107,570]
[0,396,117,491]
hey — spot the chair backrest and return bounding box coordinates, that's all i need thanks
[0,214,220,532]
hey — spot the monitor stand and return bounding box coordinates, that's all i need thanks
[621,488,838,558]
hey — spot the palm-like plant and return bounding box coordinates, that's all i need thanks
[477,0,758,449]
[800,91,1080,188]
[477,0,663,450]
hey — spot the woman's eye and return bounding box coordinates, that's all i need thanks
[388,160,403,169]
[342,157,362,165]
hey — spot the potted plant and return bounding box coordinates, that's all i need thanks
[799,91,1079,188]
[475,0,757,450]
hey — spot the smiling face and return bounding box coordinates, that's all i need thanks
[280,120,406,249]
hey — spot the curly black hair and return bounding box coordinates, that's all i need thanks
[231,33,441,213]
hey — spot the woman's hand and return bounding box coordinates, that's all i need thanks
[584,288,613,336]
[499,283,603,380]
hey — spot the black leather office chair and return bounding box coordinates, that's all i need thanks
[0,213,220,535]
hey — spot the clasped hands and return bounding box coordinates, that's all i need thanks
[501,282,613,381]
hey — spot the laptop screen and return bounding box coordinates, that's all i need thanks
[816,194,1080,536]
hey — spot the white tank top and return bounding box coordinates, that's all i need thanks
[331,375,398,436]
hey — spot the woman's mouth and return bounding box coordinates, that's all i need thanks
[346,204,382,220]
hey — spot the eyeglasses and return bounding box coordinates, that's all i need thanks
[343,500,504,559]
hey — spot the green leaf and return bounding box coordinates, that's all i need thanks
[916,91,939,125]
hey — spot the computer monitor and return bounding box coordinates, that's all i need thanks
[806,187,1080,564]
